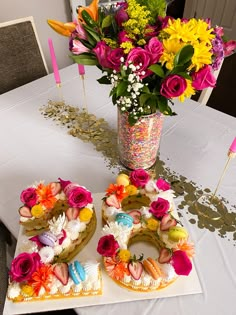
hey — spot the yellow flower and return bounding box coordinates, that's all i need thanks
[31,204,44,218]
[146,218,159,231]
[189,42,213,72]
[103,38,117,48]
[160,39,184,70]
[120,41,134,54]
[79,207,93,222]
[178,79,196,102]
[21,284,34,297]
[118,249,131,262]
[125,185,138,195]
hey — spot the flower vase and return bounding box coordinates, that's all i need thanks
[117,110,164,170]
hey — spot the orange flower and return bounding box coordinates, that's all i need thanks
[106,184,128,201]
[175,240,195,258]
[47,20,76,37]
[29,265,53,296]
[104,257,130,280]
[36,183,57,209]
[78,0,99,23]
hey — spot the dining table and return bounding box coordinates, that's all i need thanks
[1,64,236,315]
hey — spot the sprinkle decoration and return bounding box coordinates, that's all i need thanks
[118,110,164,170]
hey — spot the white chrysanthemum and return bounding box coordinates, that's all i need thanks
[145,179,158,193]
[104,206,122,221]
[39,246,55,263]
[102,222,131,248]
[48,213,66,236]
[140,206,152,218]
[7,282,21,299]
[20,236,38,253]
[67,220,81,234]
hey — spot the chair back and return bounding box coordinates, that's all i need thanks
[0,16,49,94]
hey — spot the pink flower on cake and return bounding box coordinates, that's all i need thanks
[171,250,192,276]
[67,186,92,208]
[10,252,41,283]
[97,234,119,257]
[149,197,170,219]
[130,169,150,188]
[20,187,38,208]
[156,178,171,191]
[192,65,216,90]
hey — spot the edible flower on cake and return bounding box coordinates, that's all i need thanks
[98,169,195,291]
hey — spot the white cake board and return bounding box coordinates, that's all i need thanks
[3,193,202,315]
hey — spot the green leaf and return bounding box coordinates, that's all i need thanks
[149,64,165,78]
[81,10,97,27]
[139,93,151,107]
[102,15,112,28]
[177,72,192,80]
[97,76,111,84]
[83,24,101,42]
[174,45,194,67]
[157,96,168,113]
[116,81,128,97]
[71,54,98,65]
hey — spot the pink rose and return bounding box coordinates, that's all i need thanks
[223,40,236,57]
[9,252,41,282]
[107,48,125,71]
[97,234,119,257]
[149,197,170,219]
[160,74,187,98]
[118,30,131,45]
[130,169,150,188]
[192,65,216,90]
[156,178,171,191]
[115,3,129,27]
[93,41,113,69]
[67,186,92,208]
[20,187,37,208]
[171,250,192,276]
[126,48,151,78]
[71,39,90,55]
[145,37,163,64]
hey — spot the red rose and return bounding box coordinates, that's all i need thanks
[67,186,93,208]
[149,197,170,219]
[130,169,150,188]
[20,187,38,208]
[97,234,119,257]
[160,74,187,98]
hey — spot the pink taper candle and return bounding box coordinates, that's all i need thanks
[78,64,85,76]
[48,38,61,85]
[229,137,236,153]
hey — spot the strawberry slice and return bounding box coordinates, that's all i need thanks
[128,261,143,280]
[160,213,177,231]
[53,263,69,285]
[65,207,79,221]
[128,210,141,224]
[106,194,120,209]
[158,248,172,264]
[19,206,32,218]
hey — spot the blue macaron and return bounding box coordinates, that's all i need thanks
[115,213,133,227]
[69,260,86,285]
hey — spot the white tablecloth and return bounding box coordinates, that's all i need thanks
[1,64,236,315]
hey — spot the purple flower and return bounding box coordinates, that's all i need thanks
[160,74,187,98]
[212,35,224,70]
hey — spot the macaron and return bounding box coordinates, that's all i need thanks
[38,231,57,247]
[143,257,162,280]
[168,226,188,242]
[115,213,133,227]
[69,260,86,285]
[116,174,130,187]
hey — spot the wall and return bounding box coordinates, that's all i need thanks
[0,0,74,73]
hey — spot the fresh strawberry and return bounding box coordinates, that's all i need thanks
[65,207,79,221]
[128,261,143,280]
[53,263,69,285]
[50,182,61,196]
[158,248,172,264]
[128,210,141,224]
[160,213,177,231]
[19,206,32,218]
[106,194,120,209]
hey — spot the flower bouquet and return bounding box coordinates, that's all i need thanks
[48,0,236,169]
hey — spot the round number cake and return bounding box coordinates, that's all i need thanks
[7,178,102,302]
[97,169,195,292]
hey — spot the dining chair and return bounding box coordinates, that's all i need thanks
[0,16,49,94]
